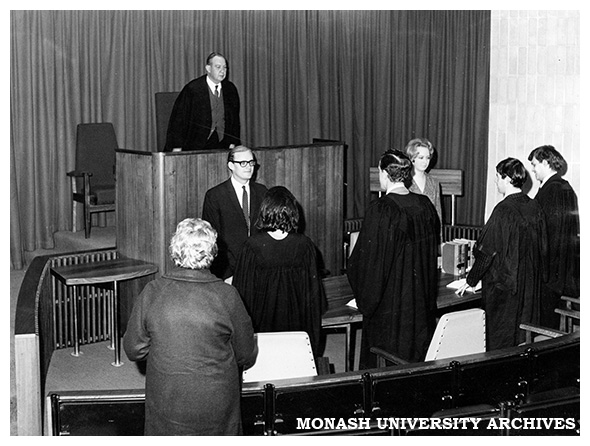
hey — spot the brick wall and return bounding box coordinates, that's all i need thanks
[486,10,580,219]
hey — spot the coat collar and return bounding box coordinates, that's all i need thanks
[163,266,223,283]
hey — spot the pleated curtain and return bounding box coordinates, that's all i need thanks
[10,10,490,269]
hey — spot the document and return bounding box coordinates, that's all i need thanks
[446,278,482,293]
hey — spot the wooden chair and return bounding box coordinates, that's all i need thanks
[519,323,567,344]
[243,332,326,384]
[155,91,179,151]
[372,308,486,366]
[67,123,118,238]
[558,296,580,333]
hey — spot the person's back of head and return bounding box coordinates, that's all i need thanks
[496,157,527,189]
[256,186,299,233]
[169,218,218,270]
[380,149,413,183]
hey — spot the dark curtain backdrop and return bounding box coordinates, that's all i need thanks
[10,10,490,270]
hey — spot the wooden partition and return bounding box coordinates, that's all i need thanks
[46,332,580,436]
[116,143,345,276]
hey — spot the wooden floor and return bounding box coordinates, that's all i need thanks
[46,341,146,393]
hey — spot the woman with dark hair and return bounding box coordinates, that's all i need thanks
[347,149,440,368]
[459,158,547,350]
[232,186,327,355]
[123,218,257,435]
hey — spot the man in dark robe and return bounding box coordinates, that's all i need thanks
[528,145,580,329]
[165,51,241,151]
[462,158,547,350]
[347,150,440,368]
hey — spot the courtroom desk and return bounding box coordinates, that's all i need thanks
[321,272,481,371]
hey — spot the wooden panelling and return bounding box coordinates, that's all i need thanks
[429,169,463,196]
[116,143,344,276]
[369,167,462,196]
[15,334,42,435]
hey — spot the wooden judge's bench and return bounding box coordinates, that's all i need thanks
[115,142,481,372]
[115,142,344,278]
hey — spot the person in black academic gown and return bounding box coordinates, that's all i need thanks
[528,145,580,329]
[347,149,440,368]
[164,51,241,151]
[232,186,327,356]
[459,158,547,350]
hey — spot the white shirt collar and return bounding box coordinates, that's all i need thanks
[206,76,221,95]
[230,176,249,200]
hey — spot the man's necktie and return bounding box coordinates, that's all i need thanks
[215,85,219,98]
[242,186,250,233]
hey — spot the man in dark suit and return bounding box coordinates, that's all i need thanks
[202,146,268,280]
[164,52,241,151]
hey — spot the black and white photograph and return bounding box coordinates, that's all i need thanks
[9,5,583,437]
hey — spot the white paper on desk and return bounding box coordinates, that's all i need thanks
[446,278,482,292]
[346,299,358,309]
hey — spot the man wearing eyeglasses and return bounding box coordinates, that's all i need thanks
[202,146,268,280]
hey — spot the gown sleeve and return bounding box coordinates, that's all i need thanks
[232,240,261,323]
[346,200,399,319]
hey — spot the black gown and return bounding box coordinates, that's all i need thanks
[233,232,327,355]
[466,192,547,350]
[534,175,580,328]
[346,192,440,368]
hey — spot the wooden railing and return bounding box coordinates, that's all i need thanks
[14,249,148,435]
[47,331,580,436]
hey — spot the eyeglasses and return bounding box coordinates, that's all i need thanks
[230,160,256,168]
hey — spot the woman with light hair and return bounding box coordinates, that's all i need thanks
[404,137,442,224]
[124,218,257,435]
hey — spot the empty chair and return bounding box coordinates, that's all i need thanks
[519,322,567,344]
[425,308,486,361]
[557,295,580,333]
[67,123,118,238]
[372,308,486,366]
[242,332,318,384]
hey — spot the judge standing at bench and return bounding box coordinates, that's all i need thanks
[165,51,241,151]
[347,149,440,368]
[202,145,268,280]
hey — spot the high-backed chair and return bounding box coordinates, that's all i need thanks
[242,332,318,384]
[155,92,180,151]
[371,308,486,366]
[67,123,118,238]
